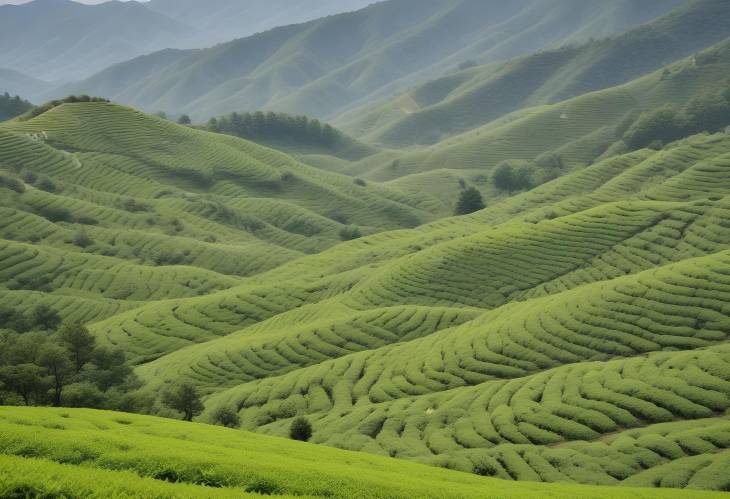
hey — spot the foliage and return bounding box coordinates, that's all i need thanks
[212,407,241,428]
[163,383,204,421]
[454,187,485,215]
[208,111,341,149]
[289,417,312,442]
[0,93,33,122]
[339,225,362,241]
[1,408,715,499]
[624,86,730,150]
[493,160,534,192]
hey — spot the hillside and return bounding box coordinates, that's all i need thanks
[207,110,378,161]
[0,102,434,339]
[337,0,730,147]
[61,0,684,121]
[327,35,730,213]
[0,0,198,83]
[0,407,720,499]
[8,111,725,490]
[4,2,730,496]
[81,126,729,491]
[146,0,375,48]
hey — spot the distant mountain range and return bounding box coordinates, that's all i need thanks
[0,0,375,83]
[46,0,684,120]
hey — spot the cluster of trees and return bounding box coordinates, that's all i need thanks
[622,85,730,150]
[21,95,109,121]
[0,92,33,121]
[207,111,341,148]
[0,318,146,411]
[492,151,565,193]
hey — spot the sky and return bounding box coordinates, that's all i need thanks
[0,0,143,4]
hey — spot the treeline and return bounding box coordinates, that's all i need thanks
[20,95,110,121]
[206,111,341,148]
[0,308,148,411]
[621,84,730,150]
[0,92,33,121]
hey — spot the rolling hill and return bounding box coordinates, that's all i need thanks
[0,407,720,499]
[4,97,725,491]
[131,127,730,491]
[61,0,685,121]
[336,0,730,147]
[324,35,730,213]
[0,101,434,338]
[3,2,730,496]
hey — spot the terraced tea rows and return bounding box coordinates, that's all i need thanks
[0,407,717,499]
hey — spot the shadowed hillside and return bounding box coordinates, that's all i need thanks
[60,0,684,121]
[337,0,730,147]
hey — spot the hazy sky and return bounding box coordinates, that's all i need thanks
[0,0,143,4]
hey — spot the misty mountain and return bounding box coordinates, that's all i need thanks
[60,0,686,121]
[0,0,375,85]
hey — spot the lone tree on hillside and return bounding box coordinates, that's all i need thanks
[177,114,192,125]
[163,383,204,421]
[454,187,485,215]
[289,417,312,441]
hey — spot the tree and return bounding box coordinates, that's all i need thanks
[90,347,132,391]
[339,225,362,241]
[212,407,241,428]
[177,114,191,125]
[38,344,73,406]
[0,364,49,405]
[59,322,96,372]
[682,93,730,133]
[493,160,533,192]
[623,105,685,150]
[163,383,204,421]
[31,304,61,330]
[289,417,312,441]
[454,187,485,215]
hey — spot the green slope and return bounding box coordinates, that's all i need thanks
[340,35,730,212]
[62,0,684,121]
[0,407,723,499]
[337,0,730,147]
[0,102,433,338]
[112,129,730,490]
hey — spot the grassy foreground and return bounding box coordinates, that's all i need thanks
[0,406,725,499]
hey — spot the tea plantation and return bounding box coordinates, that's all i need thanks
[0,407,725,499]
[2,100,730,496]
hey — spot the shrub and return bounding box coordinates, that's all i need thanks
[162,383,204,421]
[212,407,241,428]
[0,175,25,193]
[289,417,312,441]
[37,205,72,223]
[177,114,191,125]
[493,160,533,192]
[21,171,37,184]
[454,187,485,215]
[36,178,57,193]
[72,228,92,248]
[354,178,367,187]
[339,226,362,241]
